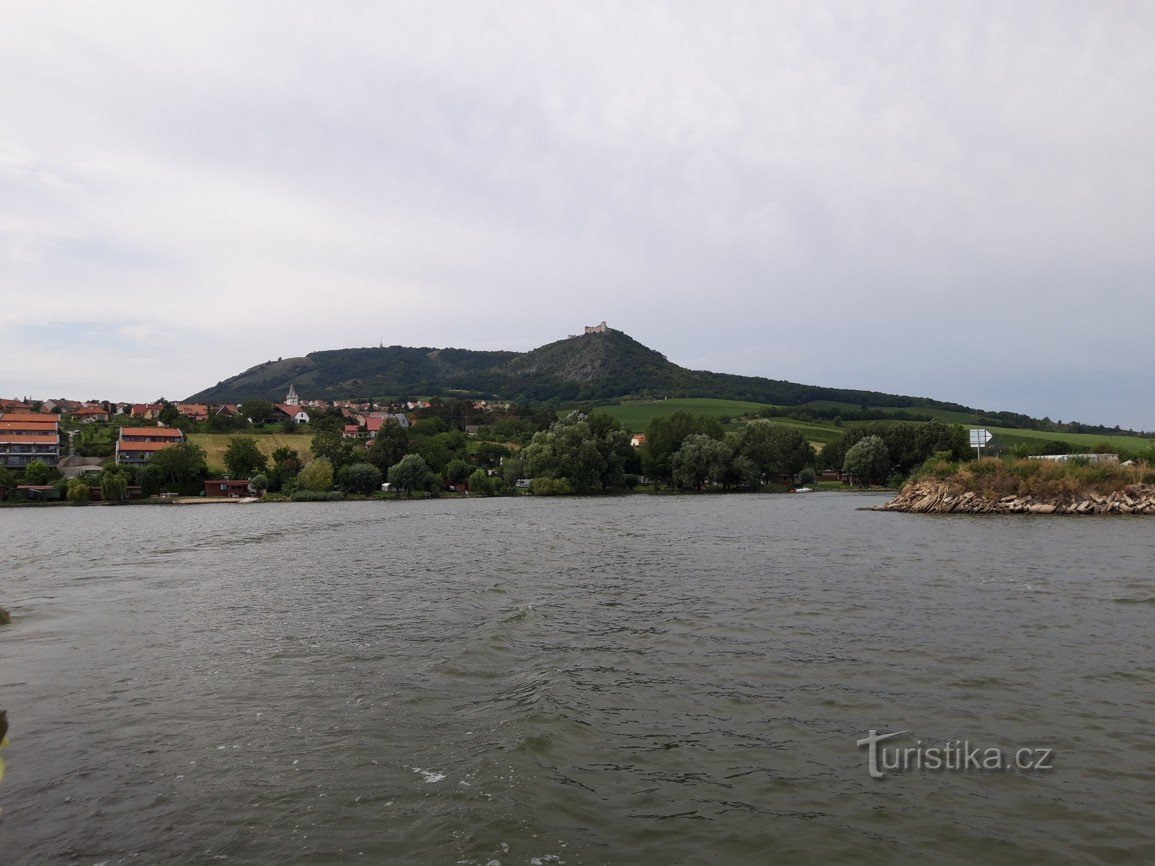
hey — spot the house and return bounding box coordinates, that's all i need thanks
[42,398,84,415]
[15,484,61,501]
[0,398,31,412]
[630,434,646,448]
[176,403,209,422]
[0,412,62,469]
[73,405,110,423]
[214,404,241,418]
[115,426,185,465]
[342,424,365,439]
[204,479,253,497]
[130,403,163,420]
[273,404,310,424]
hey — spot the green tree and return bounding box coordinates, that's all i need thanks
[66,478,90,503]
[843,435,889,485]
[521,412,604,492]
[249,473,269,494]
[22,460,55,485]
[671,434,730,490]
[100,471,129,502]
[311,429,356,470]
[642,412,724,485]
[501,455,525,491]
[157,399,180,427]
[388,454,431,497]
[297,458,334,492]
[736,421,816,480]
[366,419,409,472]
[223,437,269,478]
[468,467,493,496]
[144,443,209,494]
[239,399,276,425]
[268,448,302,492]
[336,462,382,494]
[444,458,471,486]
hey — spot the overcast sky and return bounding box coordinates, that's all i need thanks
[2,2,1152,428]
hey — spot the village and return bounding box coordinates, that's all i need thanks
[0,386,537,502]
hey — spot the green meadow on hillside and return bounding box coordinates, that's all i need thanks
[579,399,1153,455]
[188,433,315,471]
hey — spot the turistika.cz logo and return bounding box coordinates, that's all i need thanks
[857,729,1054,779]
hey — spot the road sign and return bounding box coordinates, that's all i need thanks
[969,428,992,448]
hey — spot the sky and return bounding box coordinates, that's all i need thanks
[2,2,1153,429]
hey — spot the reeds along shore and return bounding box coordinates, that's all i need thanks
[875,456,1155,514]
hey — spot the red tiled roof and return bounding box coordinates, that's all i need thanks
[0,412,61,423]
[0,421,58,432]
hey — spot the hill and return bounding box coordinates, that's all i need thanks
[188,328,963,411]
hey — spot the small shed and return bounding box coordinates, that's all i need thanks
[205,479,253,498]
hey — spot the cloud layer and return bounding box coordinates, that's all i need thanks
[2,2,1152,427]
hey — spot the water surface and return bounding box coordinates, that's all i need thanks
[2,494,1152,864]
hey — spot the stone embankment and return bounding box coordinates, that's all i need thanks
[875,482,1155,515]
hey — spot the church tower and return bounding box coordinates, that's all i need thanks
[285,384,299,406]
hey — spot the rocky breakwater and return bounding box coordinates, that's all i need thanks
[875,481,1155,515]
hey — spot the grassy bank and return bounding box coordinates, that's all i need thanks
[916,455,1152,499]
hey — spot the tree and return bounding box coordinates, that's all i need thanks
[239,399,276,425]
[311,429,356,470]
[144,443,208,494]
[736,421,816,480]
[520,411,632,493]
[642,412,724,485]
[249,473,269,495]
[501,455,525,491]
[468,468,493,496]
[297,458,334,492]
[336,462,382,494]
[388,454,431,497]
[66,478,90,503]
[366,419,409,472]
[157,399,180,427]
[22,460,55,485]
[223,437,269,478]
[100,471,129,502]
[843,435,889,485]
[671,434,730,490]
[444,458,471,486]
[268,448,302,492]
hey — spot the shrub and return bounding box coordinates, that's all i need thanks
[530,477,574,496]
[297,458,334,492]
[66,478,90,503]
[336,462,382,495]
[468,468,493,496]
[290,490,345,502]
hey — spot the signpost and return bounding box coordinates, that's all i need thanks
[969,428,992,460]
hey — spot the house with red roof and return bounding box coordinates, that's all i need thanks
[0,412,62,469]
[74,405,110,423]
[115,427,185,465]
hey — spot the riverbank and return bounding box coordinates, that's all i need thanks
[875,456,1155,514]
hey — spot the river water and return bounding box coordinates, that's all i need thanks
[1,494,1152,865]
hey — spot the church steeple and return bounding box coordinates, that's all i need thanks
[285,384,299,406]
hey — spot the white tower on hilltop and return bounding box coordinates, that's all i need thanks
[285,384,299,406]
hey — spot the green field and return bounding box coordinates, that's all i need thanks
[987,427,1154,454]
[584,398,843,448]
[803,400,984,425]
[188,433,315,470]
[590,398,775,430]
